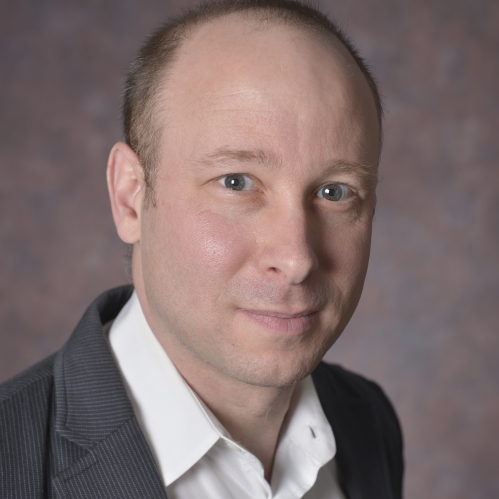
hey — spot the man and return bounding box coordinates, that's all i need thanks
[0,1,403,498]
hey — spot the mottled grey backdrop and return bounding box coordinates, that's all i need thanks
[1,0,498,497]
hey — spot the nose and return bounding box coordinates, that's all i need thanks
[258,205,319,285]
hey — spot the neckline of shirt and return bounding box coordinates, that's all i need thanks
[108,291,337,489]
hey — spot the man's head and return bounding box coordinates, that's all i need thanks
[107,0,380,387]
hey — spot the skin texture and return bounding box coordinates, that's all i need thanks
[107,14,379,481]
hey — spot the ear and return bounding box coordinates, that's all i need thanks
[106,142,144,244]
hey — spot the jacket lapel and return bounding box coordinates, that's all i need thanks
[50,286,168,499]
[52,417,167,499]
[312,363,394,499]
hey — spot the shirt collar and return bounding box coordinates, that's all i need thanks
[281,374,337,461]
[109,291,221,485]
[267,374,337,494]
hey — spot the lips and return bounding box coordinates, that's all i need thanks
[238,308,319,335]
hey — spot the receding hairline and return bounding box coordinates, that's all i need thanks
[178,8,353,52]
[151,11,375,132]
[170,10,365,80]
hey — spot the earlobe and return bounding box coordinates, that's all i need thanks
[106,142,144,244]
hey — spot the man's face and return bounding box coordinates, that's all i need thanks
[134,17,380,387]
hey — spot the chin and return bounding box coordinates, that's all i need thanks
[217,346,327,388]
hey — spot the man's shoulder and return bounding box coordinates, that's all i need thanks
[0,353,57,408]
[313,360,402,432]
[313,361,404,498]
[0,285,134,419]
[0,353,58,451]
[0,353,57,492]
[314,361,397,406]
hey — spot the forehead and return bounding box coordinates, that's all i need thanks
[155,14,379,165]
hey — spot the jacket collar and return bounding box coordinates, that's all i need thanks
[53,285,135,446]
[312,363,394,499]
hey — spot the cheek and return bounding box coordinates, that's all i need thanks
[163,206,254,290]
[320,215,372,286]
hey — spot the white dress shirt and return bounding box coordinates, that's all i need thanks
[109,292,346,499]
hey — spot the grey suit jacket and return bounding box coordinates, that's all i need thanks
[0,286,403,499]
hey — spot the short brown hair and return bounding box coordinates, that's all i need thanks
[123,0,383,205]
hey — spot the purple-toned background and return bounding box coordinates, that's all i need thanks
[1,1,498,497]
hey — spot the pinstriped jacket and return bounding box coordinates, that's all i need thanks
[0,286,404,499]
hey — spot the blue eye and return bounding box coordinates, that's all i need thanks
[219,174,256,191]
[317,183,350,201]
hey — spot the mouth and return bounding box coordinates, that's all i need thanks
[238,308,319,335]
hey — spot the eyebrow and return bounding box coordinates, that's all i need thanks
[197,148,378,188]
[321,159,378,189]
[199,147,281,168]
